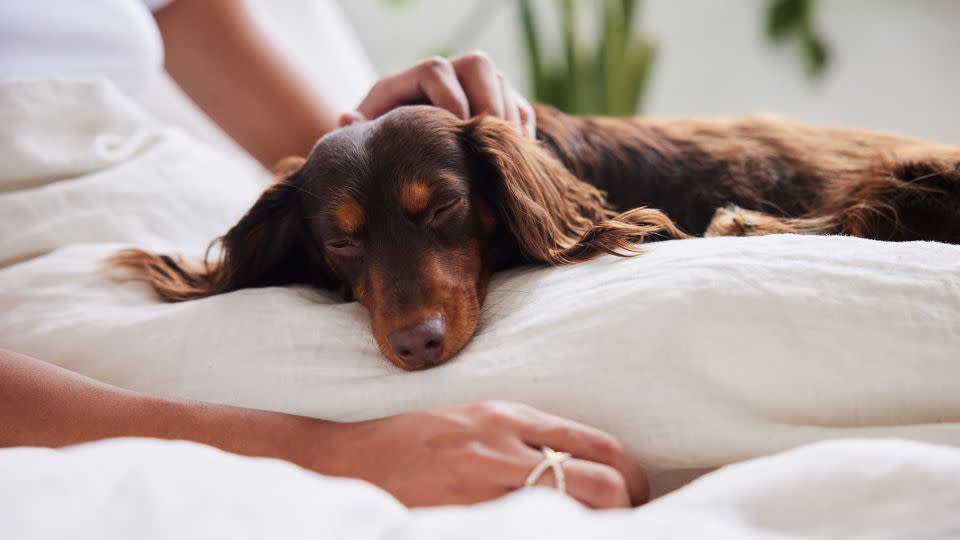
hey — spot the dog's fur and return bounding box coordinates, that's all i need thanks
[110,105,960,369]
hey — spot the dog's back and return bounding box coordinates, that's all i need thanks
[534,105,960,243]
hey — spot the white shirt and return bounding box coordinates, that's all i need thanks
[0,0,172,99]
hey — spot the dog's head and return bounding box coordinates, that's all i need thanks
[112,106,680,369]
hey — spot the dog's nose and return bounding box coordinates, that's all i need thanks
[388,315,446,369]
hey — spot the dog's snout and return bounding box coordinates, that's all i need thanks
[387,315,446,369]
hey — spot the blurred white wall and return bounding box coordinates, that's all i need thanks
[337,0,960,143]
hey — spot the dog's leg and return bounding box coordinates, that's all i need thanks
[706,161,960,243]
[704,205,837,238]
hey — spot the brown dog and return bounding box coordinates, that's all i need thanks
[111,105,960,369]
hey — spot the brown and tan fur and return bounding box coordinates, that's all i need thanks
[109,104,960,369]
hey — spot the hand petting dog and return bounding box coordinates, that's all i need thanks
[340,52,536,138]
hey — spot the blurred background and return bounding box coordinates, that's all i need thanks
[333,0,958,143]
[153,0,958,151]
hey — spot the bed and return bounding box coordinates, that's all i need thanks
[2,2,960,537]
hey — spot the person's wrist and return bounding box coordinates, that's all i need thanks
[263,413,349,474]
[172,396,349,475]
[290,416,374,477]
[153,397,318,468]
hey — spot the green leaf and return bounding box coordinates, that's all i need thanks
[518,0,546,103]
[559,0,583,110]
[766,0,830,79]
[767,0,805,41]
[620,37,656,116]
[600,0,625,114]
[621,0,639,35]
[802,34,829,77]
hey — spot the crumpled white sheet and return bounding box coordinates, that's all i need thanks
[2,437,959,540]
[1,79,960,532]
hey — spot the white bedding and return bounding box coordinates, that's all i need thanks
[3,437,960,539]
[2,79,960,535]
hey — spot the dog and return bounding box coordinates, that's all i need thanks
[111,104,960,370]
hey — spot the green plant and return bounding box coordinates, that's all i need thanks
[381,0,830,114]
[765,0,829,78]
[519,0,656,116]
[382,0,655,116]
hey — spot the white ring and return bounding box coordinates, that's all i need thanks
[524,447,572,494]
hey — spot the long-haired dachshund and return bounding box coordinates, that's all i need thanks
[111,105,960,370]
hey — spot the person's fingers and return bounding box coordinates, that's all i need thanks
[497,72,522,130]
[352,53,535,136]
[526,430,648,506]
[356,57,470,120]
[621,452,649,503]
[516,94,537,138]
[338,111,366,128]
[451,52,504,119]
[414,58,471,119]
[498,403,649,504]
[534,457,631,509]
[475,440,629,509]
[492,442,629,509]
[509,405,627,465]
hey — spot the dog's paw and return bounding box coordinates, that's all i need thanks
[706,205,836,238]
[705,205,763,237]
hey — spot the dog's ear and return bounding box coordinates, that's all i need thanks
[208,164,325,290]
[460,116,685,264]
[110,160,337,301]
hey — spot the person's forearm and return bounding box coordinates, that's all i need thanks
[0,348,331,468]
[0,349,649,506]
[154,0,338,167]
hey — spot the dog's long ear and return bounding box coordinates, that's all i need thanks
[110,159,336,301]
[460,116,685,264]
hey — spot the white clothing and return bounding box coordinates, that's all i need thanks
[0,0,172,98]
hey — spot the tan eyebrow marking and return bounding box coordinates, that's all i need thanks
[332,197,364,235]
[400,179,433,214]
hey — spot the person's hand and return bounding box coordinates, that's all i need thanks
[340,52,536,138]
[315,401,648,508]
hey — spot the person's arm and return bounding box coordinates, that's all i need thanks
[154,0,337,167]
[154,1,534,168]
[0,348,647,507]
[0,348,318,462]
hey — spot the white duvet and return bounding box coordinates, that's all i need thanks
[2,79,960,537]
[3,437,960,539]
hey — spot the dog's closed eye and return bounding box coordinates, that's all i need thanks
[428,196,465,226]
[326,238,361,257]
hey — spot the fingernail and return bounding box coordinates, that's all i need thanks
[338,111,366,127]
